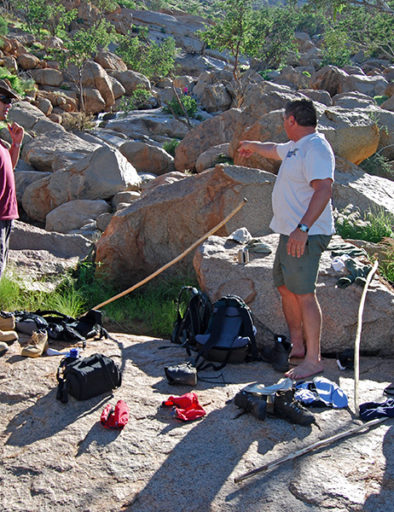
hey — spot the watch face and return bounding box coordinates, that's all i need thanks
[298,223,308,232]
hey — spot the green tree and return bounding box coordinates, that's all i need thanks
[305,0,393,64]
[308,0,393,15]
[90,0,119,12]
[63,18,116,111]
[199,0,254,84]
[334,3,393,60]
[15,0,77,38]
[116,33,176,80]
[249,3,300,70]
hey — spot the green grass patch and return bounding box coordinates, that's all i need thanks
[335,208,393,244]
[377,250,394,284]
[0,262,198,338]
[360,152,393,181]
[163,138,180,156]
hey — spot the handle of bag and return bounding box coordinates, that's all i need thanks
[96,354,121,390]
[36,309,76,322]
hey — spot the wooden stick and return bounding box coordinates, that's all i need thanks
[91,198,247,311]
[354,259,379,414]
[234,416,389,483]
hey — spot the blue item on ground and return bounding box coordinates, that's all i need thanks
[295,376,348,408]
[359,399,394,421]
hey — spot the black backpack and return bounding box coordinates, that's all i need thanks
[171,286,212,352]
[56,353,122,403]
[193,295,258,369]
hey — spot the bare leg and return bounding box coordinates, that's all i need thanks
[277,285,305,358]
[285,292,324,380]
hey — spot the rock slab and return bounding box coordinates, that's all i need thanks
[0,333,392,512]
[193,234,394,356]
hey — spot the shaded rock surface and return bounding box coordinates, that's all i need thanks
[95,165,276,285]
[8,220,92,291]
[0,333,392,512]
[95,162,393,286]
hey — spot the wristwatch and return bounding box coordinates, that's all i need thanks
[297,223,309,233]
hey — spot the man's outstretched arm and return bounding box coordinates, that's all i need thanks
[238,140,281,160]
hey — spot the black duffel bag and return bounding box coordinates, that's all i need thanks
[56,353,122,403]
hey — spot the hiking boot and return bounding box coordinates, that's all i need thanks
[0,311,15,331]
[0,341,8,357]
[273,390,315,426]
[261,335,292,372]
[234,389,267,420]
[0,329,18,345]
[21,330,48,358]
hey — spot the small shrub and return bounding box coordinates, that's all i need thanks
[119,87,151,113]
[0,17,8,36]
[215,153,234,165]
[163,95,198,118]
[118,1,137,7]
[0,68,28,96]
[378,249,394,284]
[360,153,393,181]
[258,69,274,81]
[61,112,95,132]
[374,95,389,106]
[163,139,180,156]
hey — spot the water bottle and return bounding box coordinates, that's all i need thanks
[69,348,80,359]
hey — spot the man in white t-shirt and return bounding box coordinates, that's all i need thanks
[238,99,335,380]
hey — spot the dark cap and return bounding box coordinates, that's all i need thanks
[0,79,19,100]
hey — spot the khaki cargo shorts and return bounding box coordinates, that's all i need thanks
[273,234,332,294]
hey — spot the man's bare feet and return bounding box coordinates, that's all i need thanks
[285,360,324,380]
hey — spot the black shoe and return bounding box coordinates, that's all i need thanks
[234,389,267,420]
[261,335,292,372]
[164,362,197,386]
[273,390,315,426]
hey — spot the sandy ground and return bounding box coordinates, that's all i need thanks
[0,332,393,512]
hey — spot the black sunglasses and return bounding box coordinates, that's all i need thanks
[0,95,13,105]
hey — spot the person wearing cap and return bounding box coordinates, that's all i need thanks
[238,99,335,380]
[0,79,24,278]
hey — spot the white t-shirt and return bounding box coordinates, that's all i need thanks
[270,132,335,236]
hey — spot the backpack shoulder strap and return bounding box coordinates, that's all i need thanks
[225,295,259,360]
[193,298,228,363]
[238,305,259,360]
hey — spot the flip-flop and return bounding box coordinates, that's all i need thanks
[383,383,394,397]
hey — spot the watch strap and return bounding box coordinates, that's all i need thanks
[297,223,309,233]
